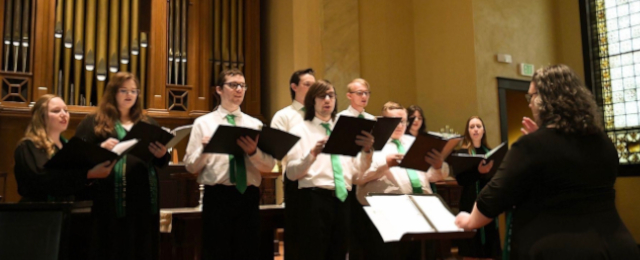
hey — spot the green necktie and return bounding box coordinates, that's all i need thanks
[226,114,247,194]
[320,123,348,202]
[357,114,364,119]
[392,139,423,194]
[301,107,306,113]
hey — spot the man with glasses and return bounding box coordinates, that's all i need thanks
[338,78,375,259]
[270,68,316,260]
[338,78,375,120]
[183,69,276,260]
[352,102,449,259]
[286,80,375,259]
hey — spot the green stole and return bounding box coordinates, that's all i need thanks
[114,121,159,218]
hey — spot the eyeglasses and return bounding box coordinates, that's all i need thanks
[525,92,538,103]
[349,91,371,97]
[224,82,248,90]
[398,120,408,126]
[118,89,140,95]
[316,93,336,99]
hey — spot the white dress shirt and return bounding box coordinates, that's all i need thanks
[354,134,450,205]
[271,100,305,132]
[270,100,305,174]
[286,117,373,191]
[183,106,276,187]
[338,105,376,120]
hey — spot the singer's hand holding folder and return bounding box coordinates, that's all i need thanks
[398,132,462,171]
[122,121,175,162]
[322,116,376,156]
[44,137,139,171]
[203,125,260,156]
[447,142,508,175]
[203,125,300,159]
[364,194,474,242]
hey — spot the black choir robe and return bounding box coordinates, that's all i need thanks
[14,138,88,202]
[75,114,169,260]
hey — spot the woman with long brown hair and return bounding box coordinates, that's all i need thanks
[405,105,427,137]
[14,94,112,201]
[455,65,640,259]
[75,72,169,260]
[454,116,500,260]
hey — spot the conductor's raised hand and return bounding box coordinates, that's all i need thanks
[87,160,115,179]
[355,131,375,152]
[311,138,328,157]
[238,134,259,156]
[100,137,120,150]
[149,141,168,158]
[521,117,538,135]
[478,160,494,174]
[425,149,443,169]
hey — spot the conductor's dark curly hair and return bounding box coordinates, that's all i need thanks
[532,64,603,135]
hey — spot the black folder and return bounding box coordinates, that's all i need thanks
[122,121,175,162]
[398,132,462,171]
[371,117,402,151]
[203,125,260,156]
[447,142,508,176]
[322,116,376,156]
[257,126,301,160]
[44,137,136,171]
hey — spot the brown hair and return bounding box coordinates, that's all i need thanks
[304,80,338,121]
[213,69,245,109]
[461,116,490,154]
[405,105,427,135]
[21,94,61,157]
[289,68,314,100]
[532,64,603,134]
[94,72,146,138]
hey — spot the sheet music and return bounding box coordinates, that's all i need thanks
[485,142,506,158]
[166,125,192,148]
[410,196,463,233]
[363,206,405,242]
[111,139,139,155]
[366,195,434,238]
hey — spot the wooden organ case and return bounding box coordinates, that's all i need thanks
[0,0,272,204]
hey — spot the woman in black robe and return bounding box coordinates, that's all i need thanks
[14,94,112,202]
[454,116,501,260]
[75,72,169,260]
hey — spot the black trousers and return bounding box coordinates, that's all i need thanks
[283,176,300,260]
[202,185,260,260]
[295,188,350,260]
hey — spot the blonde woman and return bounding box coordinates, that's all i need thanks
[14,94,112,201]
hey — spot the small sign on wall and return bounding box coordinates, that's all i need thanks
[519,63,535,77]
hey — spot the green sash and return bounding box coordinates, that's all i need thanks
[114,121,158,218]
